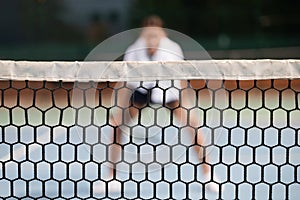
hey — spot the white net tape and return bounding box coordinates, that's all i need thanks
[0,59,299,81]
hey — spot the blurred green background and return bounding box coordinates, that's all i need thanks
[0,0,299,60]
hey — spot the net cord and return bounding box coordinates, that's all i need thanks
[0,59,299,81]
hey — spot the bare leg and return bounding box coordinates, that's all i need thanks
[168,101,210,175]
[108,124,122,179]
[171,101,220,193]
[109,104,143,179]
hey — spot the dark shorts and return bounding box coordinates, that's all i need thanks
[131,88,178,108]
[131,89,152,106]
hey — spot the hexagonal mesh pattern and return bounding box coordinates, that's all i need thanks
[0,79,299,199]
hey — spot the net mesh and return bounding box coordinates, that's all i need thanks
[0,62,300,199]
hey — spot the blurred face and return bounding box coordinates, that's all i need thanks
[142,27,165,56]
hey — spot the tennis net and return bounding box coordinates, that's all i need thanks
[0,60,299,199]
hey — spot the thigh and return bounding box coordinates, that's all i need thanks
[165,100,180,109]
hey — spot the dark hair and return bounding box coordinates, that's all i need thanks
[142,15,164,27]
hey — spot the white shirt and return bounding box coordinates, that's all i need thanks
[124,37,184,104]
[124,37,184,61]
